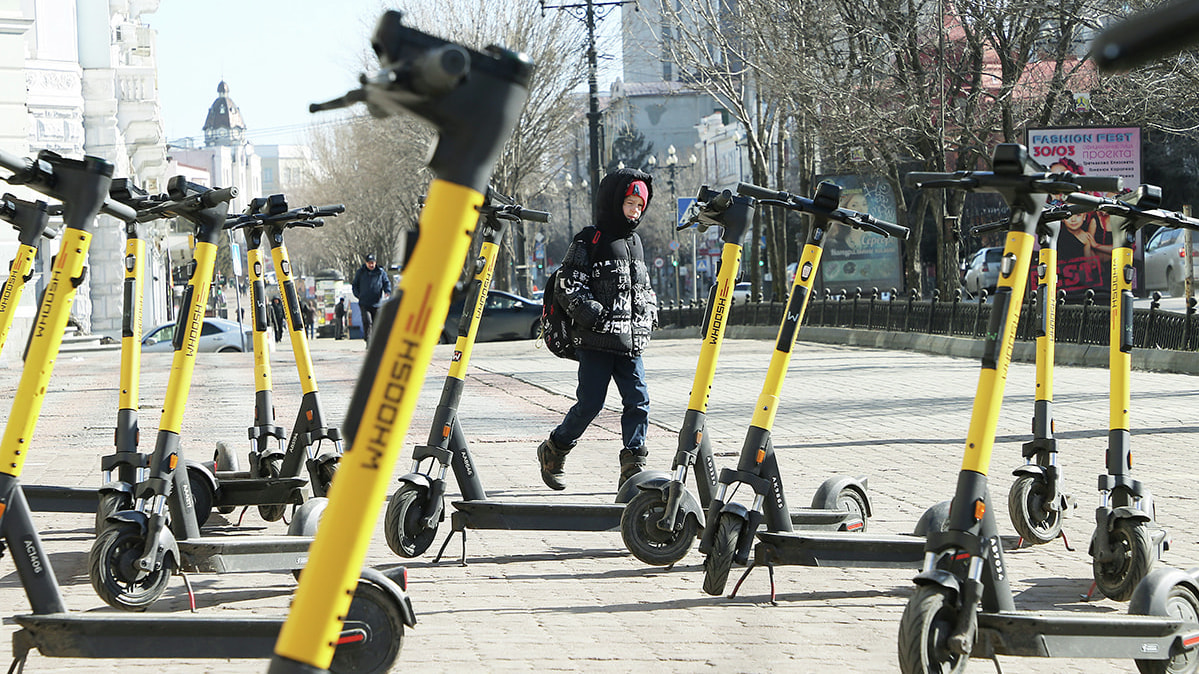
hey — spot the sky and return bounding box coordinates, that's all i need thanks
[145,1,624,148]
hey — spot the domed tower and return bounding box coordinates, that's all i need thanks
[202,80,247,147]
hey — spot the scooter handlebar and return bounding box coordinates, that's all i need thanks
[201,186,237,208]
[845,212,909,239]
[1068,175,1123,193]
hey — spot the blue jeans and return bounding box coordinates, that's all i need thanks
[552,349,649,453]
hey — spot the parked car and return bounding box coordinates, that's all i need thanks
[1143,227,1199,296]
[963,246,1004,296]
[732,282,753,303]
[142,317,251,353]
[441,290,542,343]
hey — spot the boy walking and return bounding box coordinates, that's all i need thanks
[538,168,658,491]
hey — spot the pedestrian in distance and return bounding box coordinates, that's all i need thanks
[334,297,347,340]
[537,167,658,492]
[351,253,392,344]
[270,296,285,343]
[300,300,316,340]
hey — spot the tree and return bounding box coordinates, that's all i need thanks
[606,124,655,173]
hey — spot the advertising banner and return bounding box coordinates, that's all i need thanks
[1026,126,1142,298]
[816,175,904,294]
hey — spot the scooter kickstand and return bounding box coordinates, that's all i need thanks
[1059,529,1074,552]
[180,570,197,612]
[729,561,756,599]
[433,526,468,566]
[1081,580,1099,602]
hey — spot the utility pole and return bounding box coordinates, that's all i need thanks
[540,0,635,203]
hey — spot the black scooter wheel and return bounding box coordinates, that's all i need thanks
[897,585,969,674]
[701,512,741,596]
[329,579,405,674]
[1093,519,1155,602]
[94,491,129,535]
[1134,578,1199,674]
[384,484,438,558]
[88,523,173,611]
[185,464,214,527]
[836,488,869,533]
[257,456,287,523]
[214,442,238,514]
[621,489,697,566]
[1007,474,1062,545]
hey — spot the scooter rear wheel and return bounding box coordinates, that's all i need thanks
[1133,576,1199,674]
[328,578,405,674]
[1007,474,1062,545]
[621,489,698,566]
[897,585,969,674]
[384,484,438,558]
[88,523,173,611]
[214,442,238,514]
[836,488,869,533]
[185,465,215,527]
[1094,519,1155,602]
[701,512,741,596]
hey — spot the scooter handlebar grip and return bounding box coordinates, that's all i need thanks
[101,199,138,222]
[201,186,238,208]
[736,182,787,202]
[517,207,549,223]
[1072,175,1123,193]
[0,148,31,175]
[1065,192,1107,208]
[905,172,952,188]
[871,219,910,239]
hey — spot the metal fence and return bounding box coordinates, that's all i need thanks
[656,288,1199,352]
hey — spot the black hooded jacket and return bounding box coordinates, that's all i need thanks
[558,168,658,356]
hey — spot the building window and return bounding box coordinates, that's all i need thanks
[263,167,274,184]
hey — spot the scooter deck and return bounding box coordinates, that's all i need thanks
[209,476,307,507]
[10,613,282,659]
[450,500,624,531]
[449,500,854,532]
[754,530,926,568]
[22,484,99,513]
[976,610,1197,660]
[177,534,311,573]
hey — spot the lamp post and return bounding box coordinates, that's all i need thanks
[657,145,697,303]
[541,0,635,203]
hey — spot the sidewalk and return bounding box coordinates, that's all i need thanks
[3,333,1198,672]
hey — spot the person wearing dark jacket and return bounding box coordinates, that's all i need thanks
[270,297,286,343]
[351,253,392,344]
[537,167,658,491]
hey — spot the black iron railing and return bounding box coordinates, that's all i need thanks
[655,288,1199,352]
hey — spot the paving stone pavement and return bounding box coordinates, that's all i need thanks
[2,332,1198,673]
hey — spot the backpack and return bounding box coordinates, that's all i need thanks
[541,227,601,360]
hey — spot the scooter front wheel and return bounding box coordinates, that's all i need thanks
[328,578,405,674]
[88,523,173,611]
[1094,519,1155,602]
[621,489,698,566]
[257,456,287,522]
[701,512,742,596]
[897,584,969,674]
[384,484,438,558]
[1007,474,1061,545]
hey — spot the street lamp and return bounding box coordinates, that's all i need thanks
[660,145,698,302]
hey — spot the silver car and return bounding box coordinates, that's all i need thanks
[142,317,251,353]
[963,247,1003,296]
[1143,227,1199,296]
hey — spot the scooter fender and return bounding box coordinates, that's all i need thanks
[809,475,872,518]
[912,568,961,598]
[397,472,434,492]
[183,458,218,496]
[1011,464,1046,479]
[615,468,672,504]
[1129,566,1199,618]
[97,479,134,498]
[359,566,417,628]
[1107,505,1153,527]
[719,500,752,521]
[103,510,181,571]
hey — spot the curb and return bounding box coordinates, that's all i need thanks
[653,325,1199,375]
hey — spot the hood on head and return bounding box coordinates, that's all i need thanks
[594,167,653,236]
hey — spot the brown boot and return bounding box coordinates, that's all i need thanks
[618,448,648,490]
[537,437,571,491]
